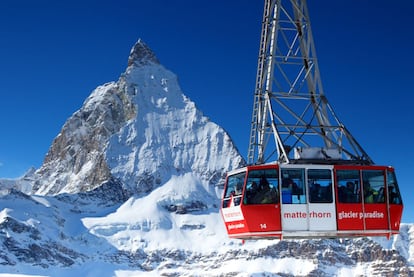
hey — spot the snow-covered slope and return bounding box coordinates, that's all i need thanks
[0,168,36,195]
[31,39,244,196]
[0,186,413,276]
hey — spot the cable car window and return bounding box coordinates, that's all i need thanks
[362,170,385,204]
[244,169,279,204]
[387,170,402,204]
[336,170,361,203]
[281,168,306,204]
[308,169,333,203]
[223,172,245,207]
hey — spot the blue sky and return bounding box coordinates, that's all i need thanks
[0,1,412,222]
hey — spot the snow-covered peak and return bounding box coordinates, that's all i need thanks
[127,39,160,67]
[31,39,244,196]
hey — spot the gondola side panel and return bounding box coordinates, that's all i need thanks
[389,204,403,231]
[363,204,388,230]
[221,205,250,237]
[241,204,282,236]
[336,203,364,231]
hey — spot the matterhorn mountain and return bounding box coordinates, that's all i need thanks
[0,40,413,276]
[31,39,244,198]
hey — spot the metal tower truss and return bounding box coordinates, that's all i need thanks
[247,0,373,165]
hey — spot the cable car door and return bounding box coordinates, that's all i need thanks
[280,166,337,233]
[280,167,308,231]
[307,167,337,231]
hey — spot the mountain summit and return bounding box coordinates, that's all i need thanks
[128,39,160,66]
[31,39,244,197]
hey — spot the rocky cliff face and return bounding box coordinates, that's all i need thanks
[31,39,244,196]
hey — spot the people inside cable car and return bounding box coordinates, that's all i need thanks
[310,182,329,203]
[344,182,354,202]
[282,178,306,204]
[310,183,322,202]
[245,176,278,204]
[281,178,293,203]
[281,169,306,204]
[388,186,401,204]
[258,176,278,203]
[223,172,246,208]
[244,181,259,204]
[387,173,403,204]
[338,182,360,203]
[363,182,378,203]
[233,183,243,206]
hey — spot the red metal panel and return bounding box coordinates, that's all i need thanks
[336,203,364,230]
[224,219,250,237]
[389,204,403,231]
[241,204,282,233]
[221,204,282,239]
[364,204,388,230]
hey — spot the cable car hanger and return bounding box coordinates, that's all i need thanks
[221,0,403,240]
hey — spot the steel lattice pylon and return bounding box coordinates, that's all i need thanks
[247,0,373,165]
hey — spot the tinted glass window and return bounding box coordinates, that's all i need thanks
[336,170,361,203]
[244,169,279,204]
[308,169,333,203]
[223,172,245,207]
[281,168,306,204]
[362,170,385,203]
[387,170,402,204]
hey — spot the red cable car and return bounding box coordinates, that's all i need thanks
[220,0,403,239]
[221,163,403,239]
